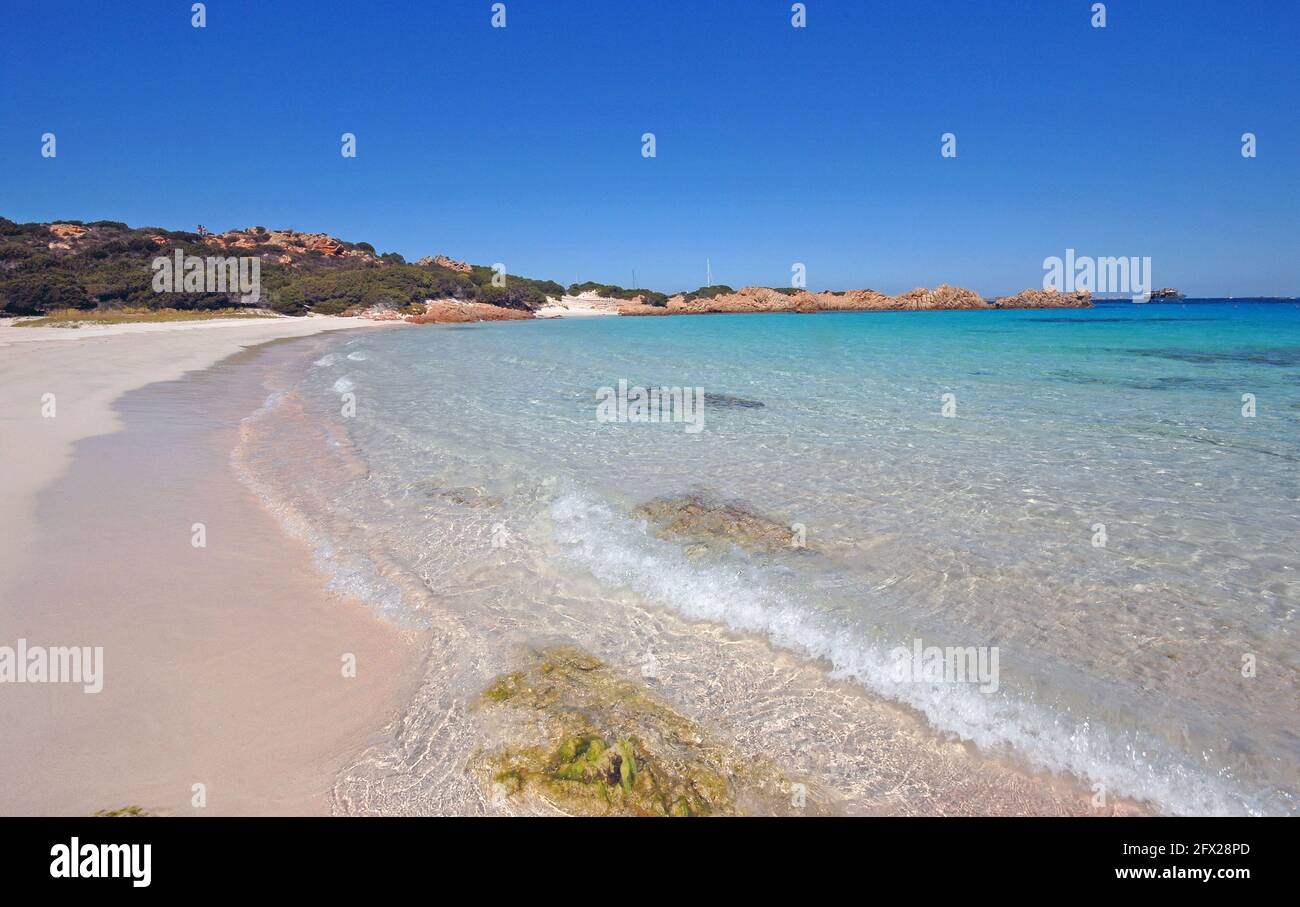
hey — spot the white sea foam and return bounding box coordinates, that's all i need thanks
[332,376,355,394]
[346,351,369,361]
[549,489,1280,816]
[314,353,337,367]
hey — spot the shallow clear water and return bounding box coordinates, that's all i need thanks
[241,301,1299,815]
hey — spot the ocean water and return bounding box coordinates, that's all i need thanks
[238,301,1299,815]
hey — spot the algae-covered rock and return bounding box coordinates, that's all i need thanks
[636,493,811,554]
[474,645,820,816]
[483,671,526,702]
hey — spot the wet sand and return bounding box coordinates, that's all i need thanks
[0,318,418,815]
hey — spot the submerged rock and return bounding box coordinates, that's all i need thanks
[635,493,808,554]
[422,485,502,509]
[703,392,765,409]
[474,646,819,816]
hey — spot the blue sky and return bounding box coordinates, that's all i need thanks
[2,0,1296,295]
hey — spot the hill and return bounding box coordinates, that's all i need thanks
[0,217,563,317]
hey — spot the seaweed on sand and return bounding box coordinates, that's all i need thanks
[474,645,822,816]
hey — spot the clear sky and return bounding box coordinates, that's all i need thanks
[2,0,1296,296]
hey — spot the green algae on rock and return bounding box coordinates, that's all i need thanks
[92,805,152,817]
[635,493,813,555]
[474,645,820,816]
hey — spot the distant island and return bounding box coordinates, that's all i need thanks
[1,216,1091,323]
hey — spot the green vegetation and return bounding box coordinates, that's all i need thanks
[566,281,669,306]
[0,218,263,315]
[680,284,735,302]
[471,266,565,310]
[268,265,457,315]
[0,216,572,318]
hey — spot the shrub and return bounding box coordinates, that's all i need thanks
[682,284,734,301]
[1,272,90,315]
[565,281,665,304]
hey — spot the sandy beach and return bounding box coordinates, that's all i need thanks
[0,316,418,815]
[7,305,1278,817]
[534,295,624,317]
[0,313,1155,817]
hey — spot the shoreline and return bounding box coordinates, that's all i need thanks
[0,315,386,583]
[0,317,418,815]
[0,315,1163,816]
[254,331,1146,816]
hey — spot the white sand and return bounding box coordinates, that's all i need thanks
[0,315,369,574]
[0,315,417,815]
[534,294,623,318]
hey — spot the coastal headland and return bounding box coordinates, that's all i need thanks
[2,216,1091,327]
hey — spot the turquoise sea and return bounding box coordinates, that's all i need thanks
[239,301,1299,815]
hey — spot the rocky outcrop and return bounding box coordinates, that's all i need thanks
[993,288,1093,309]
[45,223,90,251]
[620,284,990,316]
[48,223,88,240]
[203,228,370,262]
[357,306,407,322]
[405,299,533,323]
[621,288,795,316]
[307,235,345,256]
[685,286,803,313]
[415,254,472,273]
[617,301,675,316]
[894,284,988,310]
